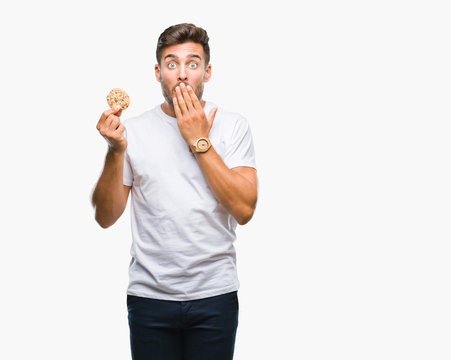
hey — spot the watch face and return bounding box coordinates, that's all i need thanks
[197,139,209,152]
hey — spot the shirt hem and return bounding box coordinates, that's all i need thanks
[126,283,240,302]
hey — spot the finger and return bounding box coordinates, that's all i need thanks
[105,114,118,129]
[99,105,121,125]
[179,83,193,111]
[207,107,218,130]
[173,96,183,119]
[175,86,188,115]
[100,115,119,136]
[109,116,121,131]
[97,106,122,130]
[112,123,126,138]
[186,85,202,111]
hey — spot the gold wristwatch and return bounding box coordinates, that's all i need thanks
[189,137,211,153]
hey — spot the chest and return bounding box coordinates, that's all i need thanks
[126,121,226,211]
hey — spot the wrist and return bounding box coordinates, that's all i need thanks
[107,146,126,157]
[188,137,211,154]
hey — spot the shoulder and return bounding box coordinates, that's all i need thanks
[210,102,249,131]
[214,103,245,121]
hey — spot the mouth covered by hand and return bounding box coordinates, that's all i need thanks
[173,82,188,93]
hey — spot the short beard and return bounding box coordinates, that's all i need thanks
[160,75,205,108]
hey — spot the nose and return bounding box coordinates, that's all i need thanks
[177,67,188,82]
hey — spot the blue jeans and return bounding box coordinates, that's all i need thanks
[127,291,239,360]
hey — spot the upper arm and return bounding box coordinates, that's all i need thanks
[223,116,256,170]
[231,166,258,204]
[123,185,131,206]
[231,166,257,187]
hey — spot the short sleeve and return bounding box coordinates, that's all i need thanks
[123,127,133,186]
[223,116,257,170]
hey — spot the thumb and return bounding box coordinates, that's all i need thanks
[113,105,123,117]
[207,107,218,129]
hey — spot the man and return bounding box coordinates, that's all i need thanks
[92,23,258,360]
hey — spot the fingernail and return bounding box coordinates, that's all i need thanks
[114,105,121,110]
[186,85,191,90]
[180,83,185,88]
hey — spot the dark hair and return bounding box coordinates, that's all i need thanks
[156,23,210,66]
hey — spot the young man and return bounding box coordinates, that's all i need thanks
[92,23,258,360]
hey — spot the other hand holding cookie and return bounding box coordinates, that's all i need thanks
[96,105,127,153]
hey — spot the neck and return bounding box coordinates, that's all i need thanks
[161,100,206,118]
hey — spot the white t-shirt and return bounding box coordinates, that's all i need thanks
[122,101,256,301]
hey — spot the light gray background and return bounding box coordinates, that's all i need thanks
[1,0,450,359]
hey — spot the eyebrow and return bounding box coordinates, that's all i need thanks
[163,54,202,61]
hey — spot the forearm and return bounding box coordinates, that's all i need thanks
[171,83,257,224]
[92,149,128,228]
[193,146,257,225]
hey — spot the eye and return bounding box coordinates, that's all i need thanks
[188,62,198,69]
[168,62,176,69]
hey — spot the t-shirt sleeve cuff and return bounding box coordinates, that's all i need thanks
[228,162,257,170]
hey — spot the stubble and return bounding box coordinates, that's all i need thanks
[160,75,205,107]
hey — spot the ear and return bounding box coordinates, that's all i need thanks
[155,64,161,82]
[203,63,212,83]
